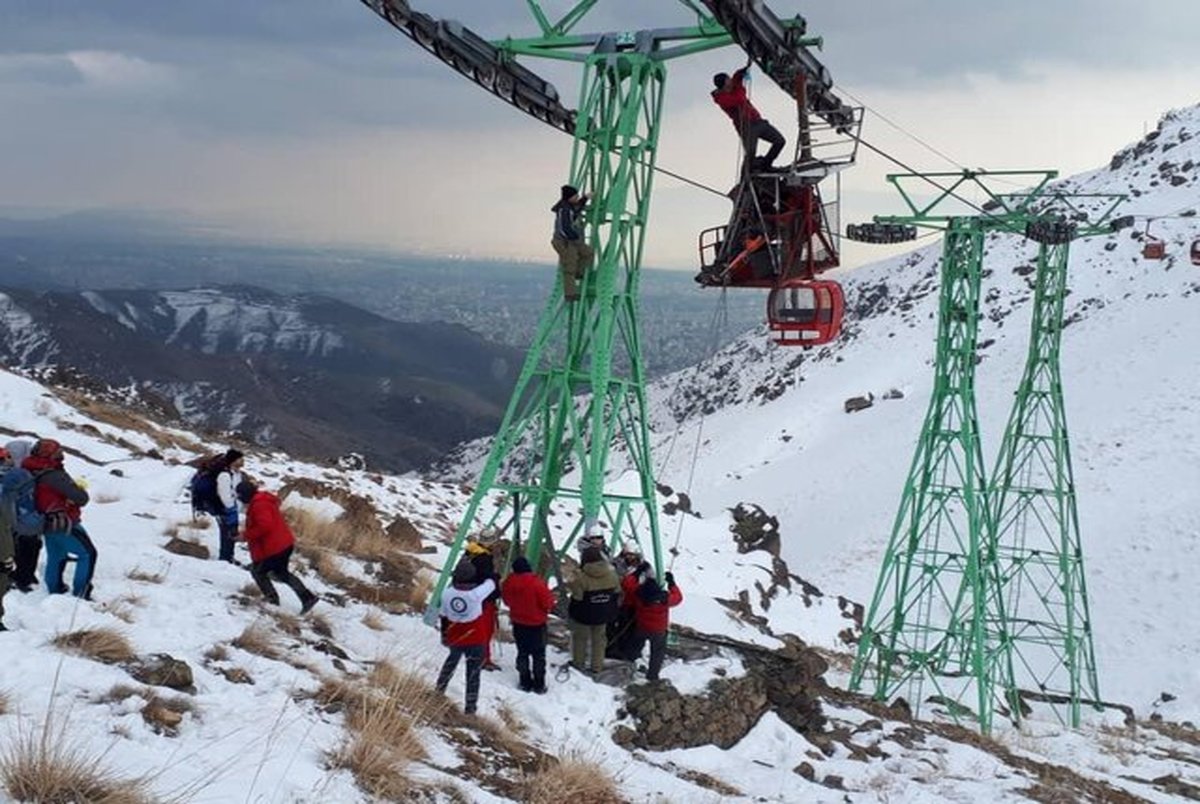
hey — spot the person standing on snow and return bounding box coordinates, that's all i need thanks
[465,536,502,671]
[629,572,683,682]
[0,447,15,630]
[501,555,555,693]
[236,480,318,614]
[24,439,95,599]
[5,439,39,592]
[567,546,620,674]
[711,61,786,171]
[213,449,244,565]
[436,561,497,715]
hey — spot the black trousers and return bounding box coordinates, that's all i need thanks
[217,518,237,562]
[436,644,484,714]
[743,118,786,167]
[512,623,547,689]
[12,534,41,588]
[250,546,313,605]
[630,630,669,680]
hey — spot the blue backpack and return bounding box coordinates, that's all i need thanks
[1,466,44,537]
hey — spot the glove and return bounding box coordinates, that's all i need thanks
[76,478,89,490]
[664,571,676,587]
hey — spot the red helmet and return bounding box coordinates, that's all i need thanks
[32,438,63,460]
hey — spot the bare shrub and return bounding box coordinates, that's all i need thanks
[0,690,9,716]
[323,666,448,800]
[126,567,165,584]
[52,628,136,665]
[94,492,121,504]
[361,611,387,631]
[0,720,152,804]
[494,701,528,737]
[231,622,281,660]
[524,751,622,804]
[308,613,333,638]
[203,644,229,662]
[141,695,197,736]
[94,684,144,706]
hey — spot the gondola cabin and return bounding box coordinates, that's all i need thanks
[767,280,843,346]
[1143,236,1166,260]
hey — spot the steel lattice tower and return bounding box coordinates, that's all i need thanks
[849,173,1123,732]
[988,236,1103,727]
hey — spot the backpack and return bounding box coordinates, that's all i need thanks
[1,466,44,537]
[189,467,223,516]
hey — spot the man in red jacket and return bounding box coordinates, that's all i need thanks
[630,572,683,682]
[235,480,318,614]
[712,62,786,171]
[24,439,96,599]
[501,556,556,693]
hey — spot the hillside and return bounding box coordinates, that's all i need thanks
[0,286,521,472]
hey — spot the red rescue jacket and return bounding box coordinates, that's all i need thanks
[633,583,683,634]
[502,570,556,627]
[242,491,294,562]
[711,69,761,134]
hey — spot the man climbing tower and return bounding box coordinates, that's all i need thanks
[550,184,593,302]
[711,61,785,171]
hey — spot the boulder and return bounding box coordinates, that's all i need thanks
[164,538,209,560]
[130,654,195,691]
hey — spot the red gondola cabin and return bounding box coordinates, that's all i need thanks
[767,280,844,346]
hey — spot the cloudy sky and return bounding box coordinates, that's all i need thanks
[2,1,1198,268]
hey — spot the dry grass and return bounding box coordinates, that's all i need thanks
[309,612,333,638]
[322,664,449,800]
[141,695,198,736]
[1096,724,1140,764]
[52,627,136,665]
[98,594,144,625]
[94,684,144,706]
[523,751,622,804]
[361,611,387,631]
[494,701,528,737]
[0,690,10,716]
[203,644,230,662]
[407,572,434,611]
[0,720,153,804]
[93,492,122,504]
[231,622,282,660]
[126,567,165,584]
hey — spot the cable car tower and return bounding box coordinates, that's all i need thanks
[357,1,858,604]
[847,171,1124,733]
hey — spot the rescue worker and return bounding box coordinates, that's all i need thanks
[236,480,318,614]
[712,61,786,171]
[465,536,501,671]
[567,546,620,674]
[501,555,555,693]
[629,571,683,682]
[436,561,496,715]
[550,184,593,302]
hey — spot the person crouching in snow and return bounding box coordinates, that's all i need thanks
[436,561,496,715]
[25,439,96,599]
[501,555,555,693]
[235,480,318,614]
[630,571,682,682]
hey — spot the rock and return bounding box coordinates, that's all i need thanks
[794,762,815,781]
[844,394,874,414]
[109,468,125,477]
[313,640,350,661]
[130,654,195,690]
[820,775,845,790]
[164,538,209,560]
[881,388,904,400]
[336,453,366,471]
[385,517,424,552]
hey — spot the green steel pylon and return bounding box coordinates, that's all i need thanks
[849,172,1054,733]
[417,8,741,615]
[987,193,1123,727]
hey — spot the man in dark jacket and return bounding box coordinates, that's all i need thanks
[501,555,556,693]
[0,447,14,629]
[629,572,683,681]
[4,439,38,591]
[567,546,620,674]
[24,439,95,599]
[550,184,594,302]
[712,63,786,171]
[465,537,502,671]
[236,480,318,614]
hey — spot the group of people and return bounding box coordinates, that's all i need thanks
[435,532,682,715]
[549,60,786,299]
[0,438,96,630]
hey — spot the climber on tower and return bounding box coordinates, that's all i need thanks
[711,59,786,172]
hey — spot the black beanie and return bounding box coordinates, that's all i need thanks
[235,479,257,504]
[452,560,477,585]
[560,184,579,202]
[224,448,245,464]
[512,556,532,574]
[713,72,729,89]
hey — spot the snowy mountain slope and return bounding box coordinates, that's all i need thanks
[635,103,1200,724]
[2,368,1198,801]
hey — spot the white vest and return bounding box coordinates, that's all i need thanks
[440,579,496,623]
